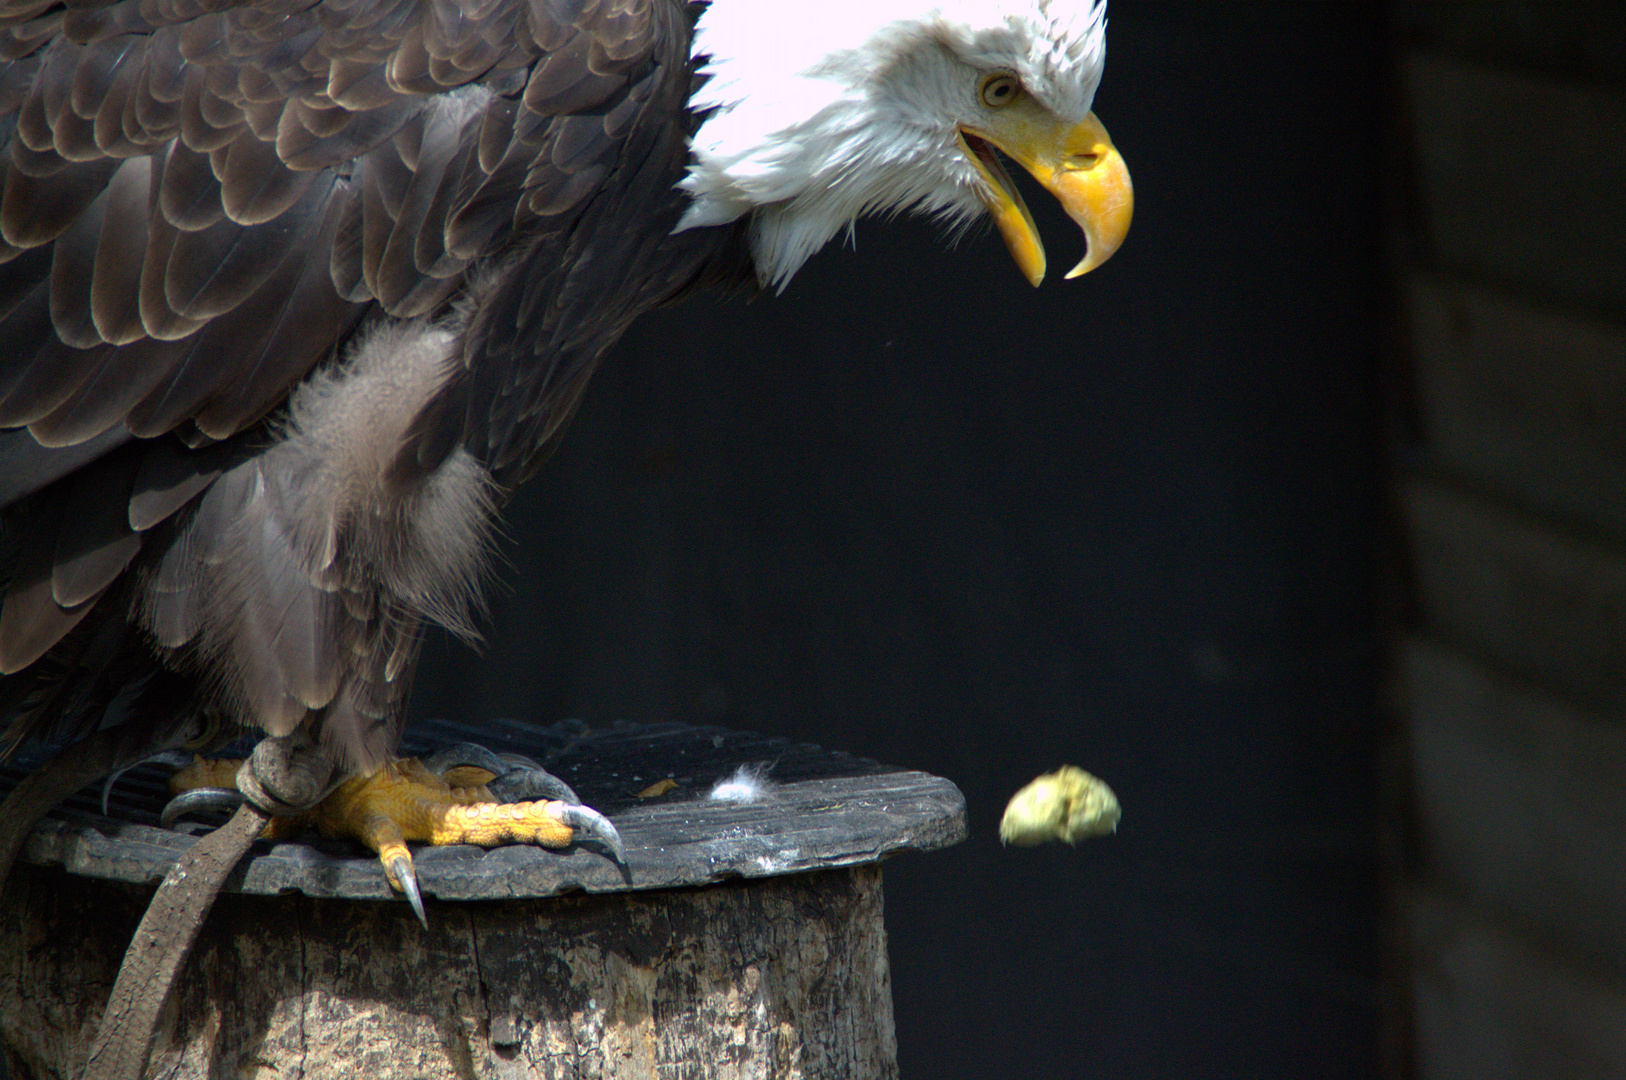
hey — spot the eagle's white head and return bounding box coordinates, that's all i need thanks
[678,0,1132,290]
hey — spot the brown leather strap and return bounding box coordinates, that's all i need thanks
[79,801,271,1080]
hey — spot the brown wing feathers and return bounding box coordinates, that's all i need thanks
[395,0,727,487]
[0,0,622,448]
[0,0,691,762]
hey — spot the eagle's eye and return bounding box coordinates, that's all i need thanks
[978,72,1022,109]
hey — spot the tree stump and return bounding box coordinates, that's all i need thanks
[0,721,966,1079]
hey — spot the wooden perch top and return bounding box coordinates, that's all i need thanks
[1,719,967,903]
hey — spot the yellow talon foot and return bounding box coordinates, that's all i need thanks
[316,759,623,922]
[167,755,245,793]
[314,760,582,850]
[162,750,623,926]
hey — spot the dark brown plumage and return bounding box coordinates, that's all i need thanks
[0,5,1134,1068]
[0,0,752,775]
[0,0,1133,835]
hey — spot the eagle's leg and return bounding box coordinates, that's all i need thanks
[163,746,623,926]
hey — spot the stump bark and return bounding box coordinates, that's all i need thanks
[0,861,898,1079]
[0,722,965,1079]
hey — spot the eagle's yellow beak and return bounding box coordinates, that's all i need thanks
[958,110,1133,286]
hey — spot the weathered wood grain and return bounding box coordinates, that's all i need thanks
[1393,7,1626,1078]
[1402,637,1626,981]
[0,863,899,1080]
[0,723,952,1077]
[1395,1,1626,93]
[1407,888,1626,1080]
[1402,477,1626,717]
[1408,273,1626,539]
[1405,52,1626,316]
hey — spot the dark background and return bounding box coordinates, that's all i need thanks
[410,3,1385,1077]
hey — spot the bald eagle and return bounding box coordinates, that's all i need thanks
[0,0,1130,903]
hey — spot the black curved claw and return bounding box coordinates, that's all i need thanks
[102,750,197,816]
[387,854,428,929]
[160,788,243,830]
[490,751,581,805]
[418,741,582,806]
[557,803,625,865]
[489,767,581,806]
[417,742,510,778]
